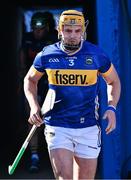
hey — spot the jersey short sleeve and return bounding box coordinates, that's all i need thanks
[98,53,113,77]
[33,51,45,73]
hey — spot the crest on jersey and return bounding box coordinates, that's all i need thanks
[86,57,93,65]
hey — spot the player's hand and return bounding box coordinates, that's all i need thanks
[102,110,116,134]
[28,108,43,127]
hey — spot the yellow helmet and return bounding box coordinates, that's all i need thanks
[58,10,86,33]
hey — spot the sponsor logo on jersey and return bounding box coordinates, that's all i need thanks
[49,58,60,63]
[54,99,62,104]
[46,69,97,86]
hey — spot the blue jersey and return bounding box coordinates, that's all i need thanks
[33,41,112,128]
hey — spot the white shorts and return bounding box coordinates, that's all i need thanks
[44,125,101,159]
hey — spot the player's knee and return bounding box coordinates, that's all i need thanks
[55,168,72,179]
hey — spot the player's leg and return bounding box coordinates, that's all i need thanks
[73,125,101,179]
[74,156,98,179]
[28,123,40,172]
[49,148,74,179]
[44,126,74,179]
[25,97,40,172]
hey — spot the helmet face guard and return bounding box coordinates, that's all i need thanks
[58,10,87,50]
[58,10,86,36]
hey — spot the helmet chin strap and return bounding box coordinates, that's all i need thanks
[62,41,81,51]
[60,39,84,55]
[61,36,84,51]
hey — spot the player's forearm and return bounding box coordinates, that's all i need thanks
[24,77,40,111]
[107,79,121,107]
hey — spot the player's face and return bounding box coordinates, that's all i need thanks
[61,25,83,46]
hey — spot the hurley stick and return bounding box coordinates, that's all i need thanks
[8,89,56,175]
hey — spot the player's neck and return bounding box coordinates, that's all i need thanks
[60,40,84,55]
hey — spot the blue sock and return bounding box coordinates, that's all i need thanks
[31,153,39,162]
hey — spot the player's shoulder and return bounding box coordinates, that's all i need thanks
[41,41,61,56]
[83,41,108,57]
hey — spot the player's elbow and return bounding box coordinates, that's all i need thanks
[24,74,38,92]
[24,73,29,86]
[110,75,121,88]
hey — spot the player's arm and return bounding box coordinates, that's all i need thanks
[102,64,121,107]
[101,64,121,134]
[24,66,44,127]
